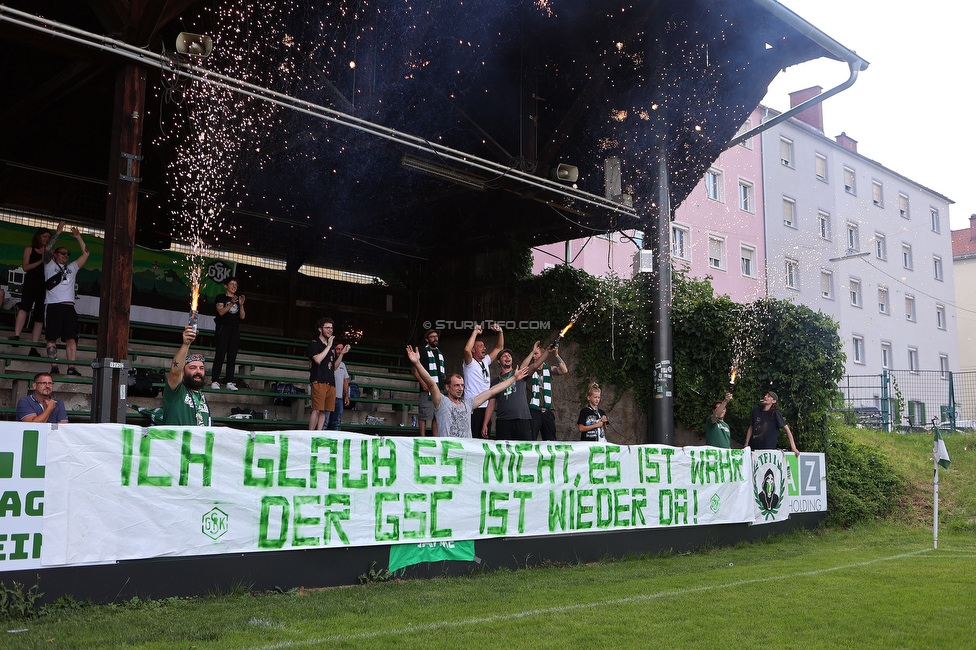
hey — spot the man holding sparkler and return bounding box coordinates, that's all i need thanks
[462,323,504,438]
[705,392,733,448]
[163,325,212,426]
[527,343,568,441]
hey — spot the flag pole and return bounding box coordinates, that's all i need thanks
[933,451,939,549]
[932,423,950,549]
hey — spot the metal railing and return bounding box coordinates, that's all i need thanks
[838,370,976,432]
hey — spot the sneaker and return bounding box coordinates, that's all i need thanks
[50,365,60,374]
[225,382,238,391]
[67,367,82,376]
[211,382,221,390]
[28,348,41,357]
[8,335,19,347]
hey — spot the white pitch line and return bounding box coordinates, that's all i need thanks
[253,548,940,649]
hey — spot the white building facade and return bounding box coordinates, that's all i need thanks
[762,93,959,395]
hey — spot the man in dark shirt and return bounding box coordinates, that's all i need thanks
[16,372,68,424]
[744,391,799,455]
[307,317,348,430]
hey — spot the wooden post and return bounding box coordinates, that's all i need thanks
[93,63,146,422]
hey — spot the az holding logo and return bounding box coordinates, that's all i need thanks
[202,507,229,540]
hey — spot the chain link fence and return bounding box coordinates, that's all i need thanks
[838,370,976,431]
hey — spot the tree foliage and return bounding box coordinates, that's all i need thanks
[511,266,846,450]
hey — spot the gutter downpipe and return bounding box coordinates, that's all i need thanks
[725,0,870,149]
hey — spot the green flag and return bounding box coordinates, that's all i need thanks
[388,541,476,573]
[934,427,951,471]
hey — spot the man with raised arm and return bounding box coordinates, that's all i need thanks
[461,322,504,438]
[411,328,445,437]
[488,341,549,441]
[43,226,90,377]
[407,345,528,439]
[163,325,212,427]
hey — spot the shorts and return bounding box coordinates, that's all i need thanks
[418,391,435,420]
[311,382,337,412]
[44,303,78,342]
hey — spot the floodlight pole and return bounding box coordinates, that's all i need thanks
[649,136,674,445]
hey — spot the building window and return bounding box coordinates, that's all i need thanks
[780,137,794,167]
[874,233,887,260]
[847,222,860,251]
[783,196,796,228]
[738,180,754,212]
[878,286,889,314]
[785,259,799,290]
[871,180,884,207]
[852,336,865,365]
[908,347,919,373]
[936,304,947,330]
[934,256,943,281]
[881,342,892,369]
[843,166,856,195]
[849,278,861,307]
[708,236,725,270]
[930,207,940,233]
[905,295,916,322]
[940,354,950,380]
[740,245,756,278]
[633,230,645,248]
[736,119,754,149]
[818,211,831,240]
[815,153,827,182]
[899,193,910,219]
[672,225,690,260]
[821,270,833,299]
[705,169,723,202]
[902,243,913,270]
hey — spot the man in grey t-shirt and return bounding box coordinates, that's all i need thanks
[407,346,527,438]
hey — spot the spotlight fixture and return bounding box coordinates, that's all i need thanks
[176,32,213,58]
[400,155,487,190]
[550,164,579,183]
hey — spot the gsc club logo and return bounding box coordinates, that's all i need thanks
[202,507,229,540]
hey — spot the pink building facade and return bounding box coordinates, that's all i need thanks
[532,107,767,304]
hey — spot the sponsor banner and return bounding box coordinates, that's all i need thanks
[0,425,47,571]
[752,451,828,525]
[41,425,758,566]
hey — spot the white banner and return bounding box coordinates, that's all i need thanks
[0,423,826,571]
[0,424,47,571]
[40,424,770,566]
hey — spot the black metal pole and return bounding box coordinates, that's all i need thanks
[650,140,674,445]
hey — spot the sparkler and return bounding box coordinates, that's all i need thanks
[188,264,201,332]
[729,367,737,392]
[551,300,593,348]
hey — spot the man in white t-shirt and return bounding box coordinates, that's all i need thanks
[461,323,504,438]
[44,227,90,377]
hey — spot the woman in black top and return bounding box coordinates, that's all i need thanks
[210,277,246,390]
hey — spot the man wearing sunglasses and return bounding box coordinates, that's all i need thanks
[16,372,68,424]
[43,227,90,376]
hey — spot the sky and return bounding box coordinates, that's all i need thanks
[761,0,975,231]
